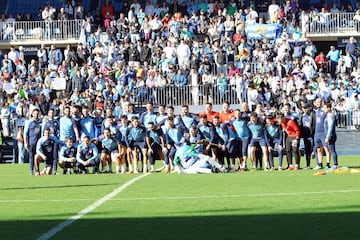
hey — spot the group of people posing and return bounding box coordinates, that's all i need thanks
[22,98,339,175]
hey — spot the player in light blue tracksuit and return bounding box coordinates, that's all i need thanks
[313,98,330,170]
[248,112,269,170]
[76,135,100,174]
[323,102,339,169]
[265,115,283,170]
[165,116,185,166]
[228,109,251,171]
[34,128,63,175]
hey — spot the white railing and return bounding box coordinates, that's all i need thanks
[0,19,83,42]
[307,12,360,35]
[128,84,245,107]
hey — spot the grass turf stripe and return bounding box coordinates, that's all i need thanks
[4,189,360,204]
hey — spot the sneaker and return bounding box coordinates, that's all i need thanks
[303,166,312,170]
[313,165,323,170]
[333,165,339,170]
[134,169,139,174]
[30,171,34,176]
[278,167,283,171]
[269,167,275,171]
[287,166,295,171]
[294,166,299,171]
[35,171,40,176]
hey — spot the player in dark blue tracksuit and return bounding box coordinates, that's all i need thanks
[213,116,238,172]
[265,115,283,170]
[59,137,77,174]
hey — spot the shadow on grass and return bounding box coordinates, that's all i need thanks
[2,212,359,240]
[0,183,119,191]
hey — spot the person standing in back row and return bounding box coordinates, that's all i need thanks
[24,109,42,175]
[323,102,339,170]
[277,112,301,170]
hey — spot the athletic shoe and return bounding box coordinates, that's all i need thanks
[313,165,323,170]
[128,170,134,174]
[30,171,34,176]
[303,166,312,170]
[35,171,40,176]
[287,166,295,171]
[134,169,139,174]
[278,167,283,171]
[294,166,299,171]
[269,167,275,171]
[333,165,339,170]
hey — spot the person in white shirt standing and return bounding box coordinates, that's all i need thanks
[176,39,191,68]
[268,0,280,23]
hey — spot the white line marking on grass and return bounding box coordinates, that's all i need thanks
[36,173,150,240]
[5,189,360,204]
[110,189,360,201]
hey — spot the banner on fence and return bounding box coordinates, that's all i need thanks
[245,24,283,40]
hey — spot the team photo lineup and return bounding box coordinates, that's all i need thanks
[20,99,338,175]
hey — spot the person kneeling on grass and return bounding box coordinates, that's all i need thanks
[173,144,222,174]
[76,135,100,174]
[146,121,168,173]
[58,137,77,174]
[34,128,63,175]
[101,128,126,174]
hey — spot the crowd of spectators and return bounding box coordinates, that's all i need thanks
[0,0,358,172]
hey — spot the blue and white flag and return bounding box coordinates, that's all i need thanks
[245,24,283,40]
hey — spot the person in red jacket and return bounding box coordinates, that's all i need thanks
[277,112,301,170]
[102,0,115,19]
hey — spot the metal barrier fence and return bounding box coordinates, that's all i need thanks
[336,109,360,129]
[1,12,359,43]
[307,12,359,35]
[128,84,245,107]
[0,19,83,42]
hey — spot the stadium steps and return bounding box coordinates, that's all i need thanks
[0,136,15,164]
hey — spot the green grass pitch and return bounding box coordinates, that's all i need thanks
[0,156,360,240]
